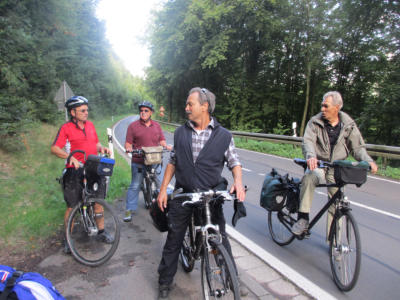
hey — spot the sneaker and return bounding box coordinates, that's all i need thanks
[158,284,173,299]
[97,230,114,244]
[123,210,132,222]
[292,218,309,235]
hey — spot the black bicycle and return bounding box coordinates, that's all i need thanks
[176,190,240,300]
[265,158,369,291]
[128,147,168,209]
[63,150,121,266]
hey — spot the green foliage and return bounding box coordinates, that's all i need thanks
[146,0,399,146]
[0,0,138,150]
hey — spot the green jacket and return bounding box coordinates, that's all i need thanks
[302,111,373,163]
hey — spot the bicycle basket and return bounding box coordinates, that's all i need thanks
[333,160,369,186]
[85,155,115,176]
[142,146,163,165]
[260,169,287,211]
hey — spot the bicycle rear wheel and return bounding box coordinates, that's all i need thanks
[268,207,297,246]
[180,218,195,272]
[201,242,240,300]
[66,198,120,266]
[329,210,361,291]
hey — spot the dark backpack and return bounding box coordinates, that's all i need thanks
[0,265,65,300]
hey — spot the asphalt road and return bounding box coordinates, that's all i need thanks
[115,116,400,299]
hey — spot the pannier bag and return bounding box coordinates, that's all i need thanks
[332,160,369,187]
[85,155,115,177]
[260,169,287,211]
[149,188,173,232]
[142,146,163,165]
[0,265,65,300]
[260,169,300,212]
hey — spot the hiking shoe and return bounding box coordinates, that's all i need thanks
[158,284,173,299]
[292,218,309,235]
[97,230,114,244]
[123,210,132,222]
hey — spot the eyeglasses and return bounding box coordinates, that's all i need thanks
[140,109,151,113]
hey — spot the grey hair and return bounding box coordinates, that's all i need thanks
[188,87,216,114]
[322,91,343,109]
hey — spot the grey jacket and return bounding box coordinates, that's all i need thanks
[302,111,373,163]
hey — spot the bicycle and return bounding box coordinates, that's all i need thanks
[265,158,370,291]
[63,150,121,266]
[128,147,168,209]
[175,189,241,300]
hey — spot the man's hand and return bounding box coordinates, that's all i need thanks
[70,156,81,170]
[230,183,246,202]
[165,144,173,151]
[101,146,111,155]
[369,161,378,174]
[307,157,318,171]
[157,189,168,212]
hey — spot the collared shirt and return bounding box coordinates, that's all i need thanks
[170,118,241,170]
[52,120,99,167]
[323,118,341,150]
[125,118,166,164]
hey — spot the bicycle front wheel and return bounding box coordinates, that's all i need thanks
[180,218,195,272]
[201,242,240,300]
[268,208,296,246]
[329,210,361,291]
[66,198,121,266]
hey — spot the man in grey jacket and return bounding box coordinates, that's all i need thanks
[292,91,378,236]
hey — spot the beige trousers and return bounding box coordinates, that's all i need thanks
[299,168,338,239]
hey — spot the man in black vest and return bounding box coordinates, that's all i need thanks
[156,87,246,299]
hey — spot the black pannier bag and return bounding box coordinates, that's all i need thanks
[85,155,115,177]
[333,160,369,187]
[260,169,300,212]
[149,190,169,232]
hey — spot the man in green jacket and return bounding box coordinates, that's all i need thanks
[292,91,378,236]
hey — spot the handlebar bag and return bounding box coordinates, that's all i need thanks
[333,160,369,186]
[142,146,163,165]
[85,155,115,177]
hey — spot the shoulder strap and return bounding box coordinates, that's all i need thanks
[0,271,23,300]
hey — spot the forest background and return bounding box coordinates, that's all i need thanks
[1,0,399,152]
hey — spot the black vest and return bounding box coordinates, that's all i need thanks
[174,119,232,192]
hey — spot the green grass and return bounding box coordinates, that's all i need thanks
[0,115,132,250]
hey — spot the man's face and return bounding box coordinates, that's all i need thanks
[321,96,339,123]
[71,105,89,122]
[139,107,153,121]
[185,92,207,122]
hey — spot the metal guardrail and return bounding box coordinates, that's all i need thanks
[157,120,400,160]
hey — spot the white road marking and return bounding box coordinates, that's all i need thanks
[258,173,265,176]
[242,168,252,172]
[226,226,337,300]
[316,191,400,220]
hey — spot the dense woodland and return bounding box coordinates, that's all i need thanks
[0,0,146,150]
[146,0,399,146]
[1,0,399,151]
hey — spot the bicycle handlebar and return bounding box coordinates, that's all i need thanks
[294,158,333,169]
[67,150,86,165]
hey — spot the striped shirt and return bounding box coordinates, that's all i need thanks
[170,118,241,170]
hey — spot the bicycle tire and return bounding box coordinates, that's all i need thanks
[66,198,121,266]
[201,241,240,300]
[329,210,361,291]
[143,177,152,209]
[180,218,195,272]
[268,207,297,246]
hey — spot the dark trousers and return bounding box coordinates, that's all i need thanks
[158,198,235,285]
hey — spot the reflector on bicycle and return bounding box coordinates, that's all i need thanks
[332,160,369,186]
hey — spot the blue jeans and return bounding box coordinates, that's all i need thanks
[126,162,162,212]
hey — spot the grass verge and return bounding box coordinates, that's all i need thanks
[0,115,131,251]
